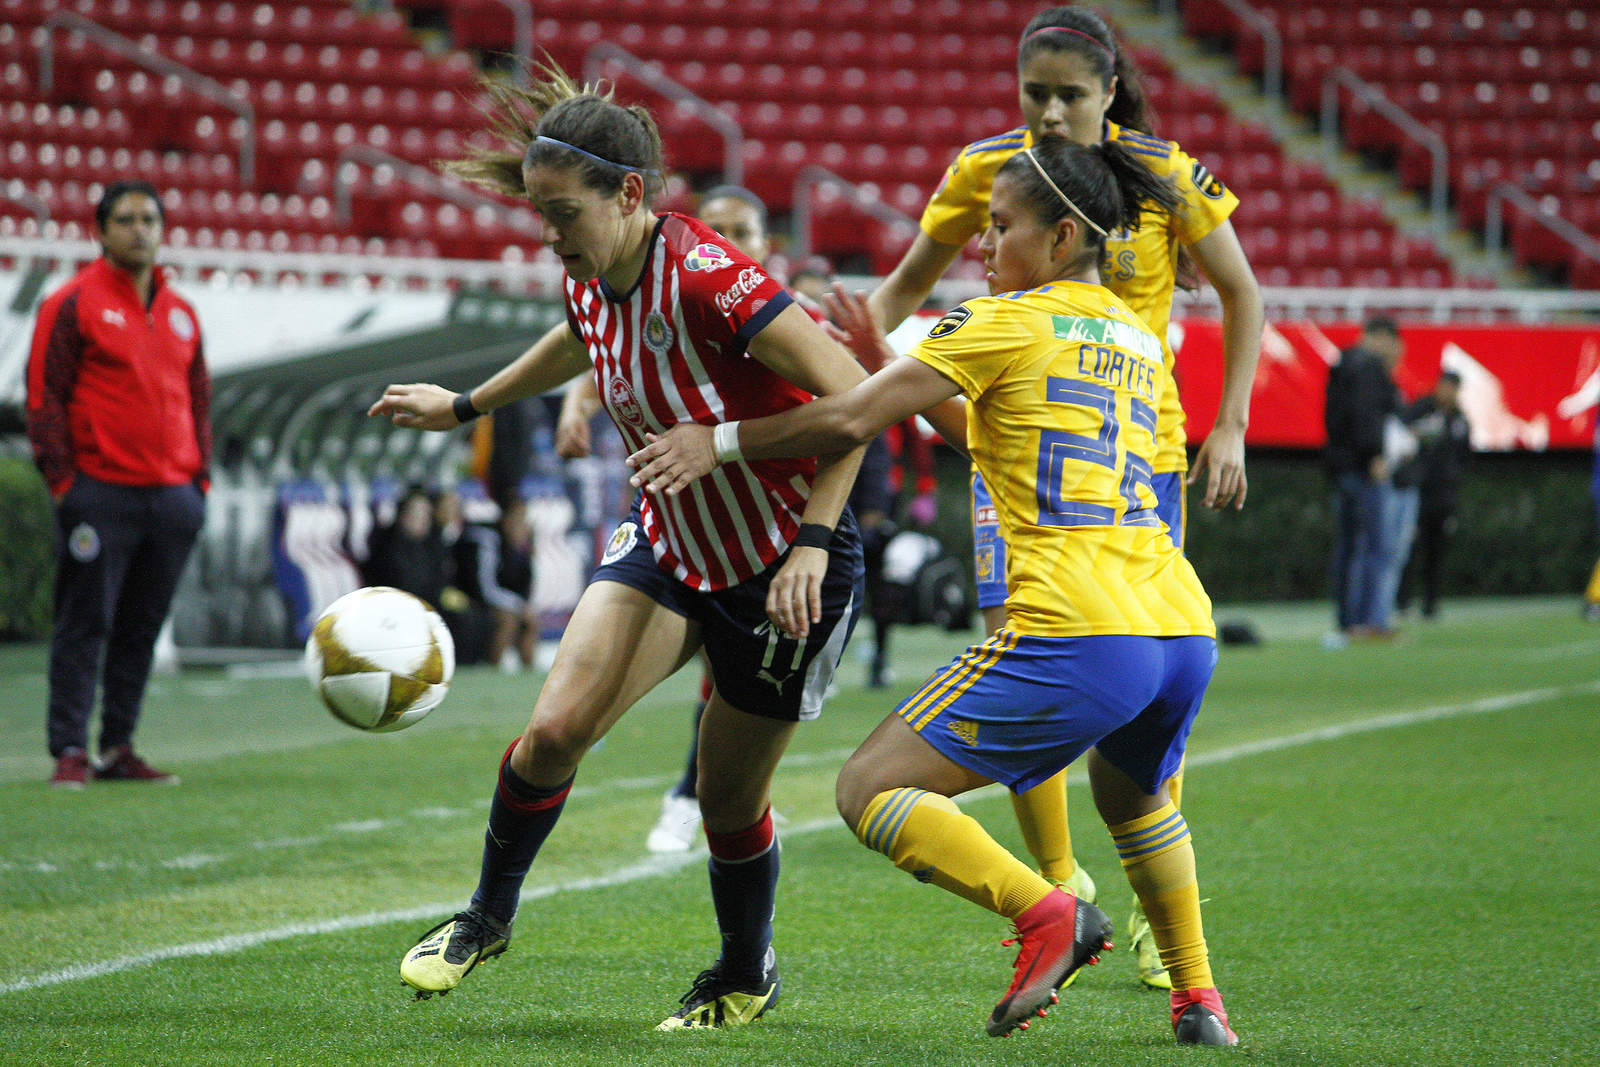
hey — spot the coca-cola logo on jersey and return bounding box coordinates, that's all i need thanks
[715,267,767,313]
[607,375,646,428]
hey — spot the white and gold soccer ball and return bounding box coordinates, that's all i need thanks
[305,587,454,732]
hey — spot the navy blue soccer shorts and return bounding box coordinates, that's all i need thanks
[894,629,1217,794]
[590,498,863,722]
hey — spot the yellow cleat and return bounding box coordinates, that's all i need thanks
[1053,863,1097,906]
[657,950,780,1030]
[400,909,510,998]
[1127,898,1173,990]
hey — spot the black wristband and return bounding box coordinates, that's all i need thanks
[452,390,482,424]
[792,522,833,550]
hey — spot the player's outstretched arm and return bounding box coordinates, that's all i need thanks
[627,355,959,497]
[1185,221,1262,510]
[867,231,964,335]
[369,322,591,430]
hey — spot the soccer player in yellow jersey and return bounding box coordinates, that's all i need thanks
[629,138,1238,1046]
[868,6,1264,989]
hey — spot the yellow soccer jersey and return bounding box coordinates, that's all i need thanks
[919,121,1239,473]
[907,281,1214,639]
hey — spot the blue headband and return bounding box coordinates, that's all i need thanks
[534,135,659,178]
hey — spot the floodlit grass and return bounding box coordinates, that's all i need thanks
[2,597,1597,1065]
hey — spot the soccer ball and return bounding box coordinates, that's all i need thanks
[305,587,455,732]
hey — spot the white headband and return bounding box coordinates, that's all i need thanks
[1023,148,1108,238]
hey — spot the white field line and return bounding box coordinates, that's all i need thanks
[3,680,1595,996]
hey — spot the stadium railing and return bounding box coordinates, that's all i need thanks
[1320,67,1450,236]
[37,9,258,187]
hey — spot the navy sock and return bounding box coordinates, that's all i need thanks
[470,738,573,924]
[673,702,705,799]
[706,808,778,981]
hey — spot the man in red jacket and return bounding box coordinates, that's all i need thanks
[27,180,210,787]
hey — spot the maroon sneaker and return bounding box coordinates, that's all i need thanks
[50,748,91,789]
[95,745,179,785]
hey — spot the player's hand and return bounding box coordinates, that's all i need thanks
[555,410,592,458]
[822,285,897,372]
[1188,422,1248,510]
[368,383,460,431]
[767,546,828,639]
[627,424,717,495]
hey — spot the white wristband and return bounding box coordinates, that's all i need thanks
[712,421,743,464]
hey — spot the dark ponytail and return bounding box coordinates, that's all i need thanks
[1017,7,1157,135]
[996,139,1180,256]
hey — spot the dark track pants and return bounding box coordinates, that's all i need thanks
[46,476,204,758]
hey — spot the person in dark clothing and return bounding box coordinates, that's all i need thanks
[26,180,209,787]
[364,484,447,609]
[1323,317,1404,645]
[1398,371,1471,618]
[454,498,537,672]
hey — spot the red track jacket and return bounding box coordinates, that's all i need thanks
[26,257,211,496]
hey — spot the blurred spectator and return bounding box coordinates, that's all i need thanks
[364,484,447,608]
[788,255,833,307]
[456,498,536,672]
[1324,317,1405,646]
[1398,372,1472,619]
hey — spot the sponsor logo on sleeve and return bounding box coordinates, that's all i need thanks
[714,266,769,313]
[684,242,733,272]
[1191,160,1227,200]
[927,305,972,337]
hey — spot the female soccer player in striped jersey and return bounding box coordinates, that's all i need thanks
[868,5,1264,989]
[629,138,1238,1046]
[370,60,868,1030]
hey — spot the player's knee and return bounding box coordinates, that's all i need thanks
[521,709,599,771]
[834,754,882,831]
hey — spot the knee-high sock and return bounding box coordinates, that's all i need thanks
[1109,803,1213,990]
[1009,770,1078,883]
[857,788,1052,918]
[1587,557,1600,603]
[1165,757,1185,811]
[470,739,573,925]
[707,808,779,982]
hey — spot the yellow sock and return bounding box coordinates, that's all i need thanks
[1109,803,1213,991]
[1166,759,1185,811]
[1586,557,1600,603]
[857,788,1053,918]
[1010,770,1077,883]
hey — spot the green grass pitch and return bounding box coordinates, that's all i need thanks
[1,596,1596,1065]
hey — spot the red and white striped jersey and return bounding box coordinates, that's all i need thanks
[564,213,818,590]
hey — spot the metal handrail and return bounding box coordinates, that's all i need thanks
[1484,182,1600,272]
[1321,67,1448,233]
[489,0,534,80]
[790,165,916,260]
[38,10,257,186]
[582,42,744,186]
[327,143,541,239]
[1204,0,1282,98]
[1,182,50,228]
